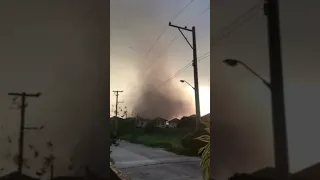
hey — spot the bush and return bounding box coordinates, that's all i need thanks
[117,119,136,136]
[181,129,207,156]
[167,144,190,155]
[195,121,211,180]
[110,131,119,147]
[144,120,156,134]
[177,116,195,129]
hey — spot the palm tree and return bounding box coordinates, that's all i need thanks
[195,121,211,180]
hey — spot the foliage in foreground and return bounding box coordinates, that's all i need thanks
[195,121,211,180]
[112,116,210,157]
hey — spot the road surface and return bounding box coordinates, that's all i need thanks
[111,141,202,180]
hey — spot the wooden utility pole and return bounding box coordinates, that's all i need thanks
[112,90,123,134]
[264,0,289,180]
[50,164,54,180]
[8,92,42,175]
[169,22,201,131]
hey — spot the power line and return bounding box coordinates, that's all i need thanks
[170,0,196,23]
[215,0,262,36]
[151,1,264,90]
[127,4,210,97]
[122,2,210,82]
[156,53,210,90]
[211,0,263,47]
[131,52,210,106]
[145,37,177,71]
[145,4,211,72]
[199,6,210,16]
[133,1,260,103]
[142,0,196,61]
[143,27,167,59]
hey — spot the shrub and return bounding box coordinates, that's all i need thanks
[181,129,207,156]
[117,119,136,136]
[144,120,156,134]
[177,116,195,129]
[195,121,211,180]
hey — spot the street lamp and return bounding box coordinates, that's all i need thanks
[223,59,271,89]
[180,80,195,90]
[180,79,200,131]
[223,58,289,180]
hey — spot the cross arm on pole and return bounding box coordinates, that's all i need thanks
[24,125,45,130]
[8,92,42,97]
[8,92,23,96]
[169,22,194,49]
[25,93,42,97]
[168,22,192,31]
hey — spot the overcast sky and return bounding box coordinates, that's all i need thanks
[211,0,320,177]
[110,0,210,117]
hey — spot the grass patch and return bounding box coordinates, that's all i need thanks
[119,133,197,157]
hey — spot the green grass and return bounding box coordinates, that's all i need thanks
[119,132,196,156]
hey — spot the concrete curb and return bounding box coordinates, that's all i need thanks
[115,157,200,169]
[111,165,131,180]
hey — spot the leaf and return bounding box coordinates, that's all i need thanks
[196,121,211,180]
[195,135,210,143]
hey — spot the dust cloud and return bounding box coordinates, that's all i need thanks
[132,50,195,120]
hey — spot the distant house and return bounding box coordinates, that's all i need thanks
[135,116,148,128]
[154,117,168,128]
[167,118,179,128]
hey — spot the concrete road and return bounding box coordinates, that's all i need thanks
[110,141,202,180]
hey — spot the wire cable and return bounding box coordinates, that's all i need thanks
[149,0,264,92]
[170,0,196,23]
[211,0,264,47]
[130,1,262,104]
[145,4,211,72]
[142,0,196,61]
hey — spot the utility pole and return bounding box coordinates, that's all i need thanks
[112,90,123,134]
[8,92,42,175]
[169,22,201,131]
[50,164,54,180]
[264,1,289,180]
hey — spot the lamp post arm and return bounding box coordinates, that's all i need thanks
[185,81,195,90]
[239,61,271,89]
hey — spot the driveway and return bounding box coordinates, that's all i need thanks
[110,141,202,180]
